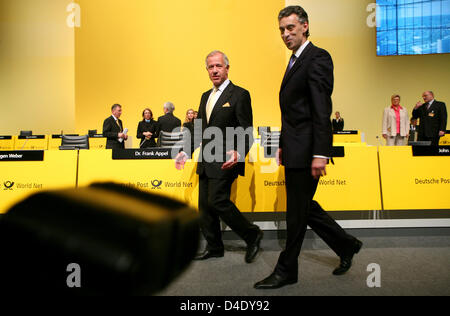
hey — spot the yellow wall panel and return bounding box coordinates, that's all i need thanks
[77,145,382,212]
[74,0,285,142]
[0,0,75,135]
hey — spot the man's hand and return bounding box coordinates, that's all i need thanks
[415,101,424,109]
[118,132,125,139]
[311,157,327,179]
[276,148,282,166]
[175,152,188,170]
[221,150,239,170]
[439,131,446,137]
[382,134,387,139]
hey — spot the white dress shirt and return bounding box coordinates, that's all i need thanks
[292,40,310,61]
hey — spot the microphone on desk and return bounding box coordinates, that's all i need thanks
[20,139,29,150]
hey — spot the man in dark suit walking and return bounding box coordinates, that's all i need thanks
[175,50,263,263]
[157,102,182,133]
[254,6,362,289]
[412,91,447,146]
[102,104,127,149]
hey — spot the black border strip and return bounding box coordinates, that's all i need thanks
[0,150,44,161]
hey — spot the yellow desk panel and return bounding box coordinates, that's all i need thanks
[333,142,367,147]
[0,137,15,150]
[236,145,381,212]
[14,136,49,150]
[0,151,78,213]
[77,150,200,209]
[77,145,381,213]
[78,148,283,213]
[379,146,450,210]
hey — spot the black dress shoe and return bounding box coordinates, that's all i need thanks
[194,250,224,261]
[254,272,297,289]
[333,239,363,275]
[245,230,264,263]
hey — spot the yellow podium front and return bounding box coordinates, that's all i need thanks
[89,136,107,149]
[77,150,200,209]
[77,145,382,213]
[0,150,78,213]
[315,146,381,211]
[379,146,450,210]
[333,131,361,144]
[232,145,382,212]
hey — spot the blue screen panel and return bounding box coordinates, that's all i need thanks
[377,0,450,56]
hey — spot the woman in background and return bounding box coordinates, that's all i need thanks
[382,95,409,146]
[137,108,160,148]
[183,108,195,155]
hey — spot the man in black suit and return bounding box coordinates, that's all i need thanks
[412,91,447,146]
[254,6,362,289]
[332,111,344,132]
[102,104,127,149]
[175,50,263,263]
[157,102,182,133]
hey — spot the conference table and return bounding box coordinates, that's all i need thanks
[1,141,449,214]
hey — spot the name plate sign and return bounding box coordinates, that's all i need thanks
[0,151,44,161]
[112,148,173,160]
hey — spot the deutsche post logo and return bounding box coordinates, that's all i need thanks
[3,181,15,190]
[151,180,163,189]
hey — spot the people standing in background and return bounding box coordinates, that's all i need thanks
[412,91,447,146]
[382,95,410,146]
[157,102,182,133]
[103,104,127,149]
[332,111,344,132]
[137,108,160,148]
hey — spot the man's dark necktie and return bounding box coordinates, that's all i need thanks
[287,54,297,71]
[283,54,297,81]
